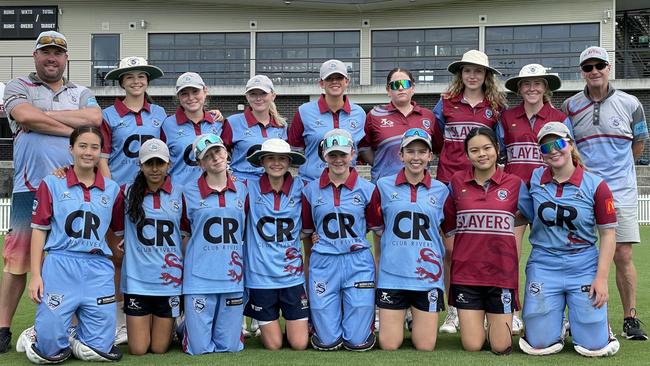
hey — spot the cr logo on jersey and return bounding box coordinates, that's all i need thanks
[182,145,199,167]
[323,213,358,239]
[538,202,577,230]
[394,211,432,241]
[256,217,295,242]
[123,134,155,158]
[314,281,327,296]
[203,217,240,244]
[46,293,64,310]
[65,210,101,240]
[192,297,207,313]
[528,282,543,296]
[137,218,176,246]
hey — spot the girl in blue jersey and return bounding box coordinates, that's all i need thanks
[243,138,309,350]
[100,56,167,345]
[301,129,376,351]
[222,75,288,182]
[112,139,185,355]
[181,133,248,355]
[367,128,449,351]
[518,122,619,357]
[23,126,123,364]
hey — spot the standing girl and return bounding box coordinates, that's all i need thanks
[23,126,122,363]
[302,129,376,351]
[518,122,619,357]
[112,139,185,355]
[244,139,308,350]
[442,127,529,354]
[368,128,448,351]
[181,133,248,354]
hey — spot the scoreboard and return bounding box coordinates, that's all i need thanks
[1,6,58,40]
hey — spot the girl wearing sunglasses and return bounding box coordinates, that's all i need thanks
[180,133,248,355]
[301,129,376,351]
[441,127,529,355]
[518,122,619,357]
[367,128,449,351]
[288,59,366,184]
[360,68,436,183]
[433,50,507,334]
[161,72,224,185]
[222,75,288,183]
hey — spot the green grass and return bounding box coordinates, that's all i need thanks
[1,229,650,365]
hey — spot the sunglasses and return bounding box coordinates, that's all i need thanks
[581,62,608,73]
[37,36,67,49]
[323,135,353,149]
[403,128,429,139]
[388,79,413,90]
[539,138,569,155]
[194,134,224,156]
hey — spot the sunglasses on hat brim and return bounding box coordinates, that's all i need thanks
[37,36,67,49]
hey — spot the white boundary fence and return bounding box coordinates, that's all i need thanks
[3,196,650,235]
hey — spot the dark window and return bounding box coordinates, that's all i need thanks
[91,34,120,87]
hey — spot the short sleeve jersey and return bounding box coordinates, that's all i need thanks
[433,95,500,183]
[101,98,167,185]
[222,108,287,181]
[3,73,100,193]
[442,168,529,290]
[497,102,572,184]
[113,177,187,296]
[288,95,366,182]
[562,85,648,207]
[245,173,304,289]
[367,169,449,291]
[526,165,617,255]
[31,168,121,256]
[359,102,436,182]
[160,107,223,185]
[301,168,374,255]
[182,174,248,295]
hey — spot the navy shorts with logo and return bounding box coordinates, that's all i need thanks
[244,284,309,322]
[376,288,444,313]
[123,293,182,318]
[450,284,517,314]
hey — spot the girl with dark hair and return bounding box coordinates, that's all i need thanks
[111,138,186,355]
[21,126,123,363]
[441,127,529,355]
[360,68,436,183]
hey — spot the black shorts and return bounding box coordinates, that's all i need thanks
[375,288,444,313]
[123,293,182,318]
[244,284,309,322]
[450,284,517,314]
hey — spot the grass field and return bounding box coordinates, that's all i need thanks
[1,229,649,365]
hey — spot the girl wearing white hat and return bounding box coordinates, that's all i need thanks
[433,50,507,335]
[100,56,167,345]
[242,139,308,350]
[222,75,288,182]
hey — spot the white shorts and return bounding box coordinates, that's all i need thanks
[615,206,640,244]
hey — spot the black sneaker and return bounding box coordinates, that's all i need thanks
[623,309,648,341]
[0,327,11,353]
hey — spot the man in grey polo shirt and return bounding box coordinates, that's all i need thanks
[562,46,648,340]
[0,31,102,352]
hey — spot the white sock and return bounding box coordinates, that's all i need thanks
[115,302,126,328]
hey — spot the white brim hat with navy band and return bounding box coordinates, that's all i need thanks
[537,122,571,143]
[247,139,306,167]
[193,133,226,160]
[318,128,354,161]
[505,63,561,93]
[447,50,502,75]
[105,56,164,81]
[401,128,432,149]
[139,138,170,164]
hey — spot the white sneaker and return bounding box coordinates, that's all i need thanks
[374,308,380,332]
[439,306,459,334]
[114,324,128,345]
[250,319,261,337]
[16,326,36,353]
[512,315,523,335]
[242,318,252,338]
[405,309,413,332]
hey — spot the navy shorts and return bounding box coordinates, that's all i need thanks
[450,284,517,314]
[244,284,309,322]
[123,293,182,318]
[376,288,444,313]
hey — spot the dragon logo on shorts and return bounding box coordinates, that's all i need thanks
[192,297,207,313]
[46,293,64,311]
[314,281,327,296]
[427,290,438,304]
[501,292,512,306]
[528,282,543,296]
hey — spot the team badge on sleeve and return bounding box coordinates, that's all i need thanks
[86,97,99,107]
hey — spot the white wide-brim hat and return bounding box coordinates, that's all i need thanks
[105,56,164,81]
[247,138,306,167]
[447,50,501,75]
[505,63,561,92]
